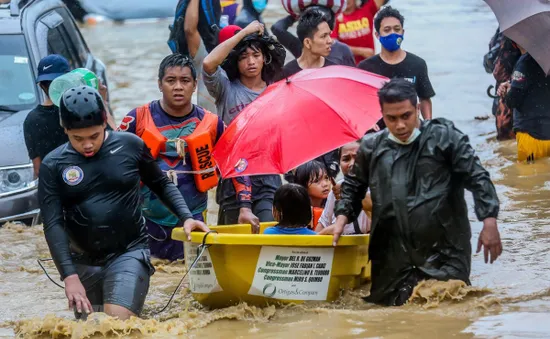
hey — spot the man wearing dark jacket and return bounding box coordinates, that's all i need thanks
[332,79,502,306]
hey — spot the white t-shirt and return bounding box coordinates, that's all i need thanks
[317,190,370,235]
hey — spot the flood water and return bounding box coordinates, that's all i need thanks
[2,0,550,338]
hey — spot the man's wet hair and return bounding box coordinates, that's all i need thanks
[158,53,197,81]
[374,5,405,33]
[302,5,335,30]
[297,9,330,44]
[294,160,327,189]
[225,38,266,81]
[273,183,313,227]
[378,78,418,108]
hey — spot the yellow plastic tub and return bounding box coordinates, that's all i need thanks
[171,223,370,308]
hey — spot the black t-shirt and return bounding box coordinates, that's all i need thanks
[279,58,337,80]
[23,105,69,160]
[358,52,436,99]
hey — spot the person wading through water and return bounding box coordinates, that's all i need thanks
[332,79,502,306]
[119,54,224,261]
[39,87,209,320]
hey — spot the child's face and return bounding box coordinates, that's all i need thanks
[308,170,331,200]
[340,142,360,175]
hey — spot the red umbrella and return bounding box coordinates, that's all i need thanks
[212,65,388,179]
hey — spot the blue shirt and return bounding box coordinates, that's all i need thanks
[263,226,317,235]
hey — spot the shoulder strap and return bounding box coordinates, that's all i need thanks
[135,103,153,137]
[194,109,220,142]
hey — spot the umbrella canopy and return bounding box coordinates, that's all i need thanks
[484,0,550,74]
[212,66,387,179]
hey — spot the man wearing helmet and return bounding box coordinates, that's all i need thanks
[38,87,209,320]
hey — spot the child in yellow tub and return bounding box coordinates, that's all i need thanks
[263,184,318,235]
[293,160,331,228]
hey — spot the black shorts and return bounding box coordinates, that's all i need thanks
[73,248,155,318]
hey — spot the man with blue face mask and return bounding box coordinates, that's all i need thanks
[358,6,435,120]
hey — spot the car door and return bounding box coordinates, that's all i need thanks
[34,9,80,69]
[54,7,110,93]
[33,6,109,92]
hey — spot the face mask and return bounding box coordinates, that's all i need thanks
[252,0,267,13]
[379,33,403,52]
[388,128,421,145]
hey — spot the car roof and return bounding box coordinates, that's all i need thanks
[0,0,60,34]
[0,1,22,34]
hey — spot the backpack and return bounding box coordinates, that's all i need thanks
[167,0,222,55]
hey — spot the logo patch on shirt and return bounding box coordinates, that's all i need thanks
[235,158,248,173]
[512,70,526,82]
[404,76,416,84]
[62,166,84,186]
[118,115,135,132]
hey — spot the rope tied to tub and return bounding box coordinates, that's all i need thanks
[154,230,218,314]
[37,230,219,315]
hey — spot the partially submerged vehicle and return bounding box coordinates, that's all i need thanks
[172,223,371,308]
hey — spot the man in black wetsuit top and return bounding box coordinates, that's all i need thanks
[38,87,209,320]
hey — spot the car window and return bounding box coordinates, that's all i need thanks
[0,35,38,111]
[40,10,82,69]
[46,27,79,68]
[55,8,89,66]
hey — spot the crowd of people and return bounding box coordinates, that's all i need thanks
[23,0,504,322]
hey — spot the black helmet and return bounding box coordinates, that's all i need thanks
[59,86,107,129]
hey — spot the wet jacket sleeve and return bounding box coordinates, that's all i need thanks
[446,125,500,220]
[138,143,194,222]
[232,176,253,209]
[38,162,76,280]
[505,57,530,109]
[334,136,373,222]
[271,15,301,59]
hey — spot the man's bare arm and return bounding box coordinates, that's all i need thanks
[420,98,432,120]
[184,0,201,57]
[203,21,264,75]
[32,157,41,178]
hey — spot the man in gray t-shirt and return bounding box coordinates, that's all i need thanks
[203,21,286,230]
[203,66,263,125]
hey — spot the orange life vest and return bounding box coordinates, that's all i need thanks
[312,207,324,229]
[135,103,219,193]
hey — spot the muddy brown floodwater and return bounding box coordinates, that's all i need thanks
[2,0,550,338]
